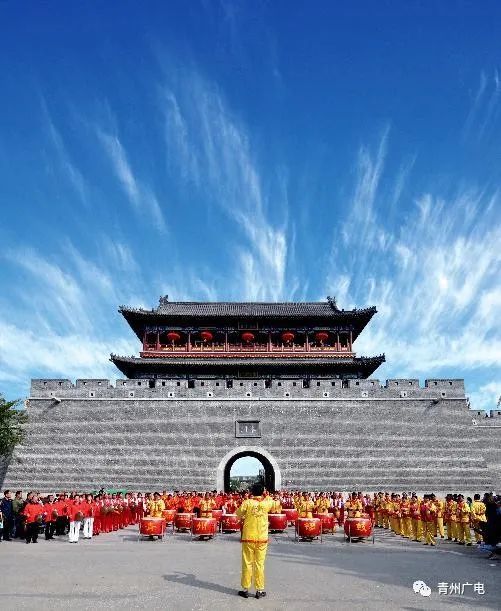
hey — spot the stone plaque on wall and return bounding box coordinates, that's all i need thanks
[235,420,261,438]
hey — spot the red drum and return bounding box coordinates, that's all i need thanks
[296,518,321,538]
[139,517,166,537]
[344,517,373,539]
[314,513,336,533]
[192,518,217,537]
[162,509,176,524]
[174,513,193,531]
[221,514,240,532]
[211,509,223,523]
[268,513,287,532]
[283,508,298,524]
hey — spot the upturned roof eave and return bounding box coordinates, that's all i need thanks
[118,302,377,341]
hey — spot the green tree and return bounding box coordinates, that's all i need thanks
[0,395,27,455]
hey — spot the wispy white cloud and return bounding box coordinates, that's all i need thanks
[464,69,501,140]
[326,130,501,409]
[0,321,134,384]
[96,128,167,232]
[5,248,92,334]
[478,69,501,138]
[42,102,89,207]
[0,238,232,397]
[469,381,501,415]
[0,244,144,395]
[161,71,293,300]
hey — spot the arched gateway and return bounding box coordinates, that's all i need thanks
[216,446,282,492]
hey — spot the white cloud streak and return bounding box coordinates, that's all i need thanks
[96,129,167,232]
[161,72,293,301]
[42,105,89,207]
[326,130,501,410]
[464,69,501,140]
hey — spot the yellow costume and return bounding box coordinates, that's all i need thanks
[373,496,381,527]
[298,498,314,518]
[410,498,423,541]
[456,501,471,544]
[236,496,273,592]
[445,500,458,540]
[147,499,165,518]
[470,500,487,542]
[391,499,402,535]
[400,499,412,538]
[315,497,329,514]
[200,498,216,518]
[382,496,391,529]
[345,498,362,519]
[270,499,282,514]
[423,500,437,546]
[435,498,445,538]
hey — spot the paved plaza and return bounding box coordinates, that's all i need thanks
[1,525,499,610]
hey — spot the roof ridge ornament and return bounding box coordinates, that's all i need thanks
[158,295,169,310]
[326,295,338,311]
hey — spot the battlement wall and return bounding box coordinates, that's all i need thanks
[3,376,497,493]
[30,377,466,400]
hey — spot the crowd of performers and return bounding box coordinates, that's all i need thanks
[0,488,499,551]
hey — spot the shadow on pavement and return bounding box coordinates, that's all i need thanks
[163,571,237,597]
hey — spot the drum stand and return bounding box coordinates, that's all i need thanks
[190,525,217,542]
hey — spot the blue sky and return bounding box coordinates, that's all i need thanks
[1,1,500,419]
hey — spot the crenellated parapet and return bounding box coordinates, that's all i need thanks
[29,377,469,401]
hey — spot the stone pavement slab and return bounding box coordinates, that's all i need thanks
[0,526,499,610]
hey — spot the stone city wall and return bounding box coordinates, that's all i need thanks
[1,378,499,493]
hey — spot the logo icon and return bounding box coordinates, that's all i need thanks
[413,581,431,597]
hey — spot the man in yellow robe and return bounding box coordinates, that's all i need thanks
[409,494,423,542]
[445,495,458,541]
[433,494,445,538]
[315,493,329,515]
[421,495,437,546]
[270,494,282,514]
[236,483,273,599]
[400,493,412,539]
[200,492,216,518]
[470,494,487,543]
[345,492,363,518]
[298,493,315,518]
[147,492,165,517]
[145,492,165,540]
[456,494,472,545]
